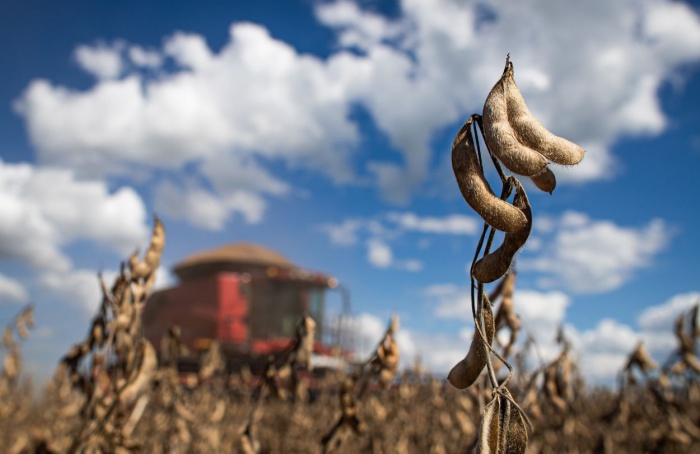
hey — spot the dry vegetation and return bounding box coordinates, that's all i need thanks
[1,57,699,453]
[0,273,698,454]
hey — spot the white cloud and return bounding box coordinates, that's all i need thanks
[320,212,480,248]
[636,292,700,358]
[15,1,700,209]
[318,218,366,246]
[39,264,173,315]
[153,265,175,292]
[154,180,265,230]
[386,212,480,235]
[15,23,362,228]
[503,289,571,366]
[128,45,163,68]
[428,284,571,346]
[314,0,405,51]
[638,291,700,332]
[38,268,110,315]
[74,42,124,80]
[426,283,470,320]
[399,259,423,272]
[0,160,160,316]
[366,238,393,268]
[0,160,149,271]
[200,155,289,198]
[364,238,423,272]
[521,211,671,293]
[522,291,699,385]
[0,273,28,303]
[408,331,472,374]
[346,289,700,385]
[316,0,700,198]
[16,23,359,179]
[321,212,471,270]
[515,290,571,332]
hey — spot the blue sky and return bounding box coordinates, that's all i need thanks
[1,0,699,385]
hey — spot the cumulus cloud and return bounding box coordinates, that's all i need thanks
[0,160,154,314]
[317,0,700,199]
[521,211,672,293]
[36,264,172,315]
[343,312,388,358]
[74,42,124,80]
[128,45,163,68]
[322,211,474,270]
[428,282,570,342]
[38,269,108,315]
[565,319,639,383]
[564,292,700,384]
[314,0,406,51]
[366,238,393,268]
[0,160,149,271]
[386,212,480,235]
[15,24,358,220]
[321,211,478,249]
[363,237,423,271]
[15,24,363,228]
[636,291,700,357]
[426,283,470,320]
[347,288,699,385]
[638,291,700,332]
[14,1,700,212]
[154,180,267,230]
[422,282,633,384]
[318,218,367,246]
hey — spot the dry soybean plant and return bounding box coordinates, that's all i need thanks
[237,312,319,453]
[448,55,585,453]
[26,214,166,453]
[322,315,400,453]
[0,306,36,453]
[1,305,34,394]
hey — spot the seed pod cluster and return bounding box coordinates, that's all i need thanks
[624,342,658,377]
[666,304,700,375]
[477,391,528,454]
[50,214,166,453]
[449,56,586,454]
[482,57,585,178]
[372,315,400,389]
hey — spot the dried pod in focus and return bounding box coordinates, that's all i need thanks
[447,293,495,389]
[502,59,585,166]
[472,179,532,283]
[452,117,528,233]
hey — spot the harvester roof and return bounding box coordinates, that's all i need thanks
[172,242,333,286]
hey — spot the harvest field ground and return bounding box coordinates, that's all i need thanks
[1,216,698,453]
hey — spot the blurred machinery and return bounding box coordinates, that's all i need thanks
[142,243,351,375]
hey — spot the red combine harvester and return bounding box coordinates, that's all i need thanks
[142,243,351,376]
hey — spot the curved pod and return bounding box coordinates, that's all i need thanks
[482,72,548,177]
[119,339,157,406]
[452,118,527,233]
[503,62,585,166]
[472,179,532,283]
[447,293,495,389]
